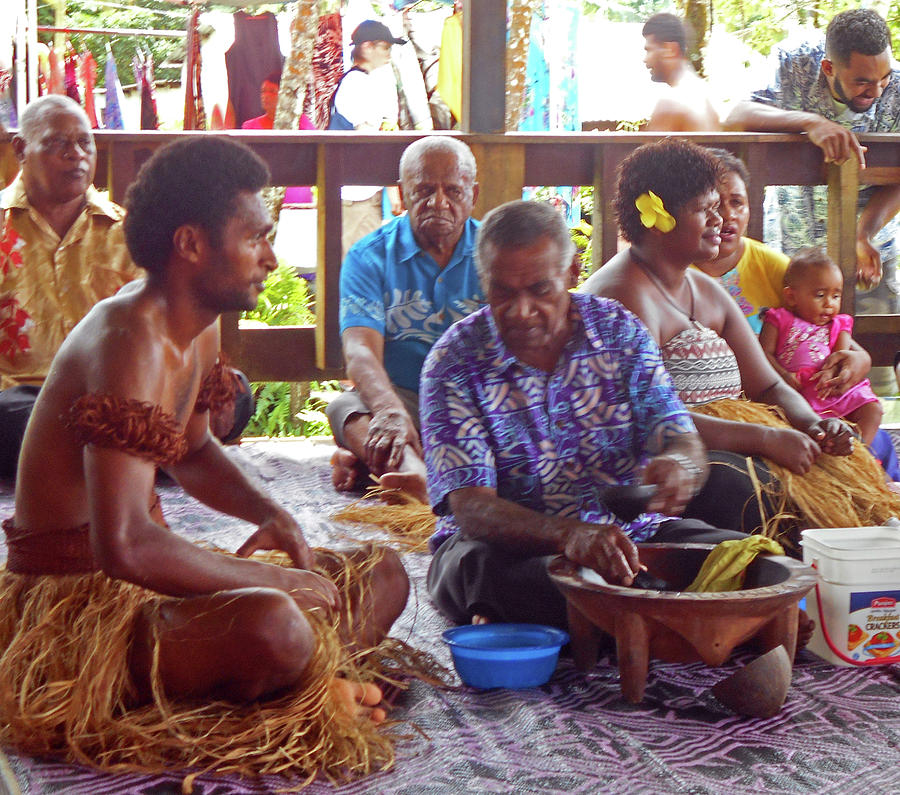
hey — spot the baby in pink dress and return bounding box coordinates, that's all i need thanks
[760,247,882,445]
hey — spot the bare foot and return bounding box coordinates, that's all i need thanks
[378,471,428,504]
[333,679,387,725]
[331,449,365,492]
[797,609,815,650]
[471,615,491,625]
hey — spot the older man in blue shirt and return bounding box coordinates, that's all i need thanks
[421,200,745,629]
[327,136,482,502]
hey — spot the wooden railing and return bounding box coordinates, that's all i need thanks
[23,130,900,376]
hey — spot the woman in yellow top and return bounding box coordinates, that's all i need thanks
[695,148,899,480]
[693,148,788,334]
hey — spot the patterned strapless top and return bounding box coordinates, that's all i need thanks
[659,324,743,407]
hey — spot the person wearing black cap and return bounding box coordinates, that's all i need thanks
[330,19,408,257]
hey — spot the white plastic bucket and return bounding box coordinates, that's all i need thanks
[800,526,900,667]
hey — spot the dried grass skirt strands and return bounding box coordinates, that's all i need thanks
[691,399,900,541]
[334,488,437,551]
[0,548,423,789]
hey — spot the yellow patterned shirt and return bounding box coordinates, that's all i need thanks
[0,176,142,388]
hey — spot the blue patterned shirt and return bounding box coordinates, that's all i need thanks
[751,36,900,261]
[420,293,696,552]
[339,215,483,394]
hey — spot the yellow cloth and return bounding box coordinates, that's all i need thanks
[0,176,142,389]
[437,12,462,123]
[686,535,784,592]
[693,237,788,328]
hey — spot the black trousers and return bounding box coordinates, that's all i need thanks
[683,450,778,534]
[427,518,746,629]
[0,386,40,479]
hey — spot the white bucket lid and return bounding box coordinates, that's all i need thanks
[800,526,900,558]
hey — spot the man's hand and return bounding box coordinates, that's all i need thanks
[642,455,696,517]
[563,523,641,585]
[236,509,316,569]
[811,349,867,398]
[856,235,883,288]
[806,418,854,457]
[806,117,867,167]
[761,426,822,474]
[365,407,421,472]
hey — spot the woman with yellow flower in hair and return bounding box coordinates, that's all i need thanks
[581,138,855,533]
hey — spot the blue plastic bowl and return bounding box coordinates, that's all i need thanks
[441,623,569,689]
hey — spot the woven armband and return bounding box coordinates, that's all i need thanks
[66,393,188,466]
[194,357,238,414]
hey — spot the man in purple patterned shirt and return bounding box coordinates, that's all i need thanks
[420,200,745,628]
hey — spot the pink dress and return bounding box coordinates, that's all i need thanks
[761,307,879,419]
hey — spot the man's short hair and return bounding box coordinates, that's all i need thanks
[825,8,891,65]
[399,136,477,183]
[642,13,690,55]
[475,199,575,289]
[18,95,89,143]
[123,137,269,276]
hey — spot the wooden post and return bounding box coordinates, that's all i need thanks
[316,142,343,371]
[461,0,506,133]
[470,140,525,219]
[826,158,859,316]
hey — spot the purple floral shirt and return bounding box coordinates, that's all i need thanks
[420,293,696,552]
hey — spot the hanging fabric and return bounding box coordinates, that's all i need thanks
[0,66,16,129]
[64,43,81,105]
[78,51,98,128]
[519,1,581,224]
[102,48,125,130]
[225,11,284,128]
[138,51,160,130]
[47,44,65,95]
[183,8,206,130]
[303,11,342,129]
[435,8,461,124]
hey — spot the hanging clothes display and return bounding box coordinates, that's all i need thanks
[389,15,432,130]
[436,8,461,124]
[133,51,159,131]
[63,44,80,105]
[225,11,283,128]
[78,51,98,128]
[46,45,65,95]
[520,1,580,224]
[0,66,15,129]
[102,49,125,130]
[183,8,206,131]
[402,2,454,129]
[303,12,343,129]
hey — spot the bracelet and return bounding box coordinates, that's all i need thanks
[658,452,704,491]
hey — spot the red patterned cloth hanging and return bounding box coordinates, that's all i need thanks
[47,44,65,95]
[303,12,343,129]
[183,8,206,130]
[78,51,98,128]
[64,43,81,104]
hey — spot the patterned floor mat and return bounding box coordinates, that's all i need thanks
[1,439,899,794]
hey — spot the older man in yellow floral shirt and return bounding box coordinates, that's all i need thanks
[0,96,141,476]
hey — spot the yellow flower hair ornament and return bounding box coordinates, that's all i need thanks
[636,191,676,233]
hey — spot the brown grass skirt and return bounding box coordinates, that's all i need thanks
[692,399,900,541]
[0,549,412,787]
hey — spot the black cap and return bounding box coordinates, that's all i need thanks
[351,19,407,46]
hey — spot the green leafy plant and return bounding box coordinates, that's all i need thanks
[243,260,315,326]
[240,262,338,438]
